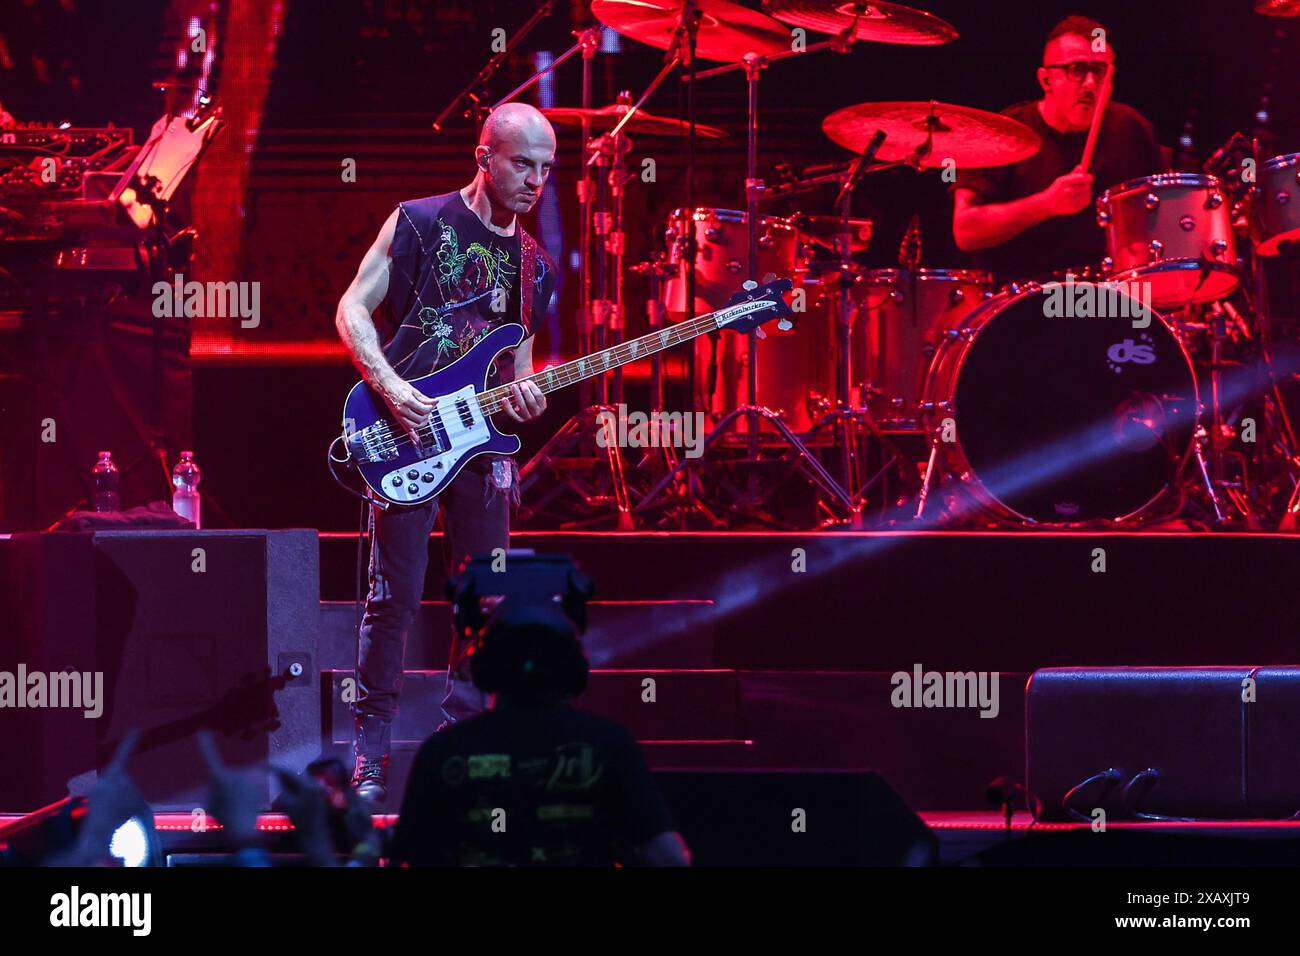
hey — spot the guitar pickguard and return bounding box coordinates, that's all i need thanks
[373,383,489,503]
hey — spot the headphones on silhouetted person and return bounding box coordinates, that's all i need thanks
[468,602,589,702]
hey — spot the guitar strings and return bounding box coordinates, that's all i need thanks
[366,309,725,457]
[360,294,784,460]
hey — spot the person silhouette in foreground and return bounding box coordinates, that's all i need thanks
[389,603,690,866]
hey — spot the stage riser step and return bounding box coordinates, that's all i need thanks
[325,669,742,743]
[319,533,1300,670]
[321,668,1027,812]
[734,671,1026,812]
[318,600,717,670]
[321,740,757,810]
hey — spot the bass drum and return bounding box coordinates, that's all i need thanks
[921,282,1199,525]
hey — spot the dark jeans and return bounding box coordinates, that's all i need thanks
[354,455,517,745]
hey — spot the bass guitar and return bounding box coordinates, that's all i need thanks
[338,277,794,506]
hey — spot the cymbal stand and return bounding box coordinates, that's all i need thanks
[432,1,558,132]
[1244,236,1300,526]
[520,15,700,528]
[822,133,914,524]
[638,48,853,526]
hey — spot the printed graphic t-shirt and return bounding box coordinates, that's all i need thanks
[953,100,1161,285]
[381,191,555,388]
[390,703,676,866]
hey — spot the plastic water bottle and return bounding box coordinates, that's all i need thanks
[172,451,201,528]
[91,451,120,512]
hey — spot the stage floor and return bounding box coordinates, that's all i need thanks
[10,810,1299,866]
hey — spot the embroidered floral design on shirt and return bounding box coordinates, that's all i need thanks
[418,308,456,355]
[434,217,516,303]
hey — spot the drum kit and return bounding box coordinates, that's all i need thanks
[487,0,1300,530]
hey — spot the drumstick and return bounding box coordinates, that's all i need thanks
[1078,63,1114,173]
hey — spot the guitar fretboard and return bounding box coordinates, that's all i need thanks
[476,309,721,416]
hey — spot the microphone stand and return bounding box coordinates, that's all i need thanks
[431,0,556,133]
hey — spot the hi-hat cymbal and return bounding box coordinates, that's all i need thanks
[1255,0,1300,14]
[542,104,728,139]
[592,0,790,63]
[823,101,1041,169]
[766,0,958,45]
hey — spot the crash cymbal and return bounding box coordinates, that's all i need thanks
[823,101,1041,169]
[1255,0,1300,14]
[592,0,790,63]
[541,104,728,139]
[766,0,957,45]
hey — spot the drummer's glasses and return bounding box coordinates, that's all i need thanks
[1043,61,1110,83]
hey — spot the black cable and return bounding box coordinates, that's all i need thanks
[355,499,368,656]
[1122,770,1197,823]
[1061,768,1124,823]
[326,435,376,506]
[1122,767,1300,824]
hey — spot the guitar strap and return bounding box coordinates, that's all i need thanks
[518,224,537,334]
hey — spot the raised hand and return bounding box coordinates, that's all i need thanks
[76,730,154,858]
[1039,167,1095,217]
[197,730,263,850]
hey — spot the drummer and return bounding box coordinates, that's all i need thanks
[951,15,1166,285]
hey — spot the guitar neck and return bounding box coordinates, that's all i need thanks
[476,309,721,415]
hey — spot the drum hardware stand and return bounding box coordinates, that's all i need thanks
[520,16,706,529]
[830,168,928,524]
[913,418,945,521]
[761,154,914,526]
[1207,301,1256,523]
[519,121,639,529]
[626,255,707,512]
[445,16,637,527]
[1242,207,1300,527]
[432,2,558,130]
[1191,421,1228,524]
[638,44,854,526]
[812,132,914,526]
[1174,300,1246,525]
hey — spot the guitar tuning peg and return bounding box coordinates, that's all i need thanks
[742,279,758,291]
[777,318,793,331]
[754,326,767,340]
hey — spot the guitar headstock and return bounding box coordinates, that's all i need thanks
[716,277,795,336]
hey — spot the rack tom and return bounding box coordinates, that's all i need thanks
[663,207,799,314]
[1252,153,1300,256]
[1096,173,1238,307]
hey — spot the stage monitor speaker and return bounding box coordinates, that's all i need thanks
[1026,666,1300,821]
[0,529,320,812]
[653,769,936,866]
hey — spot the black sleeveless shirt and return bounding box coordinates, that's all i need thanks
[381,191,554,387]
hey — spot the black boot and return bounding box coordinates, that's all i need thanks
[351,714,392,803]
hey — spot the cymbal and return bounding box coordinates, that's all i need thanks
[541,104,728,139]
[823,101,1041,169]
[591,0,790,63]
[766,0,958,45]
[1255,0,1300,14]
